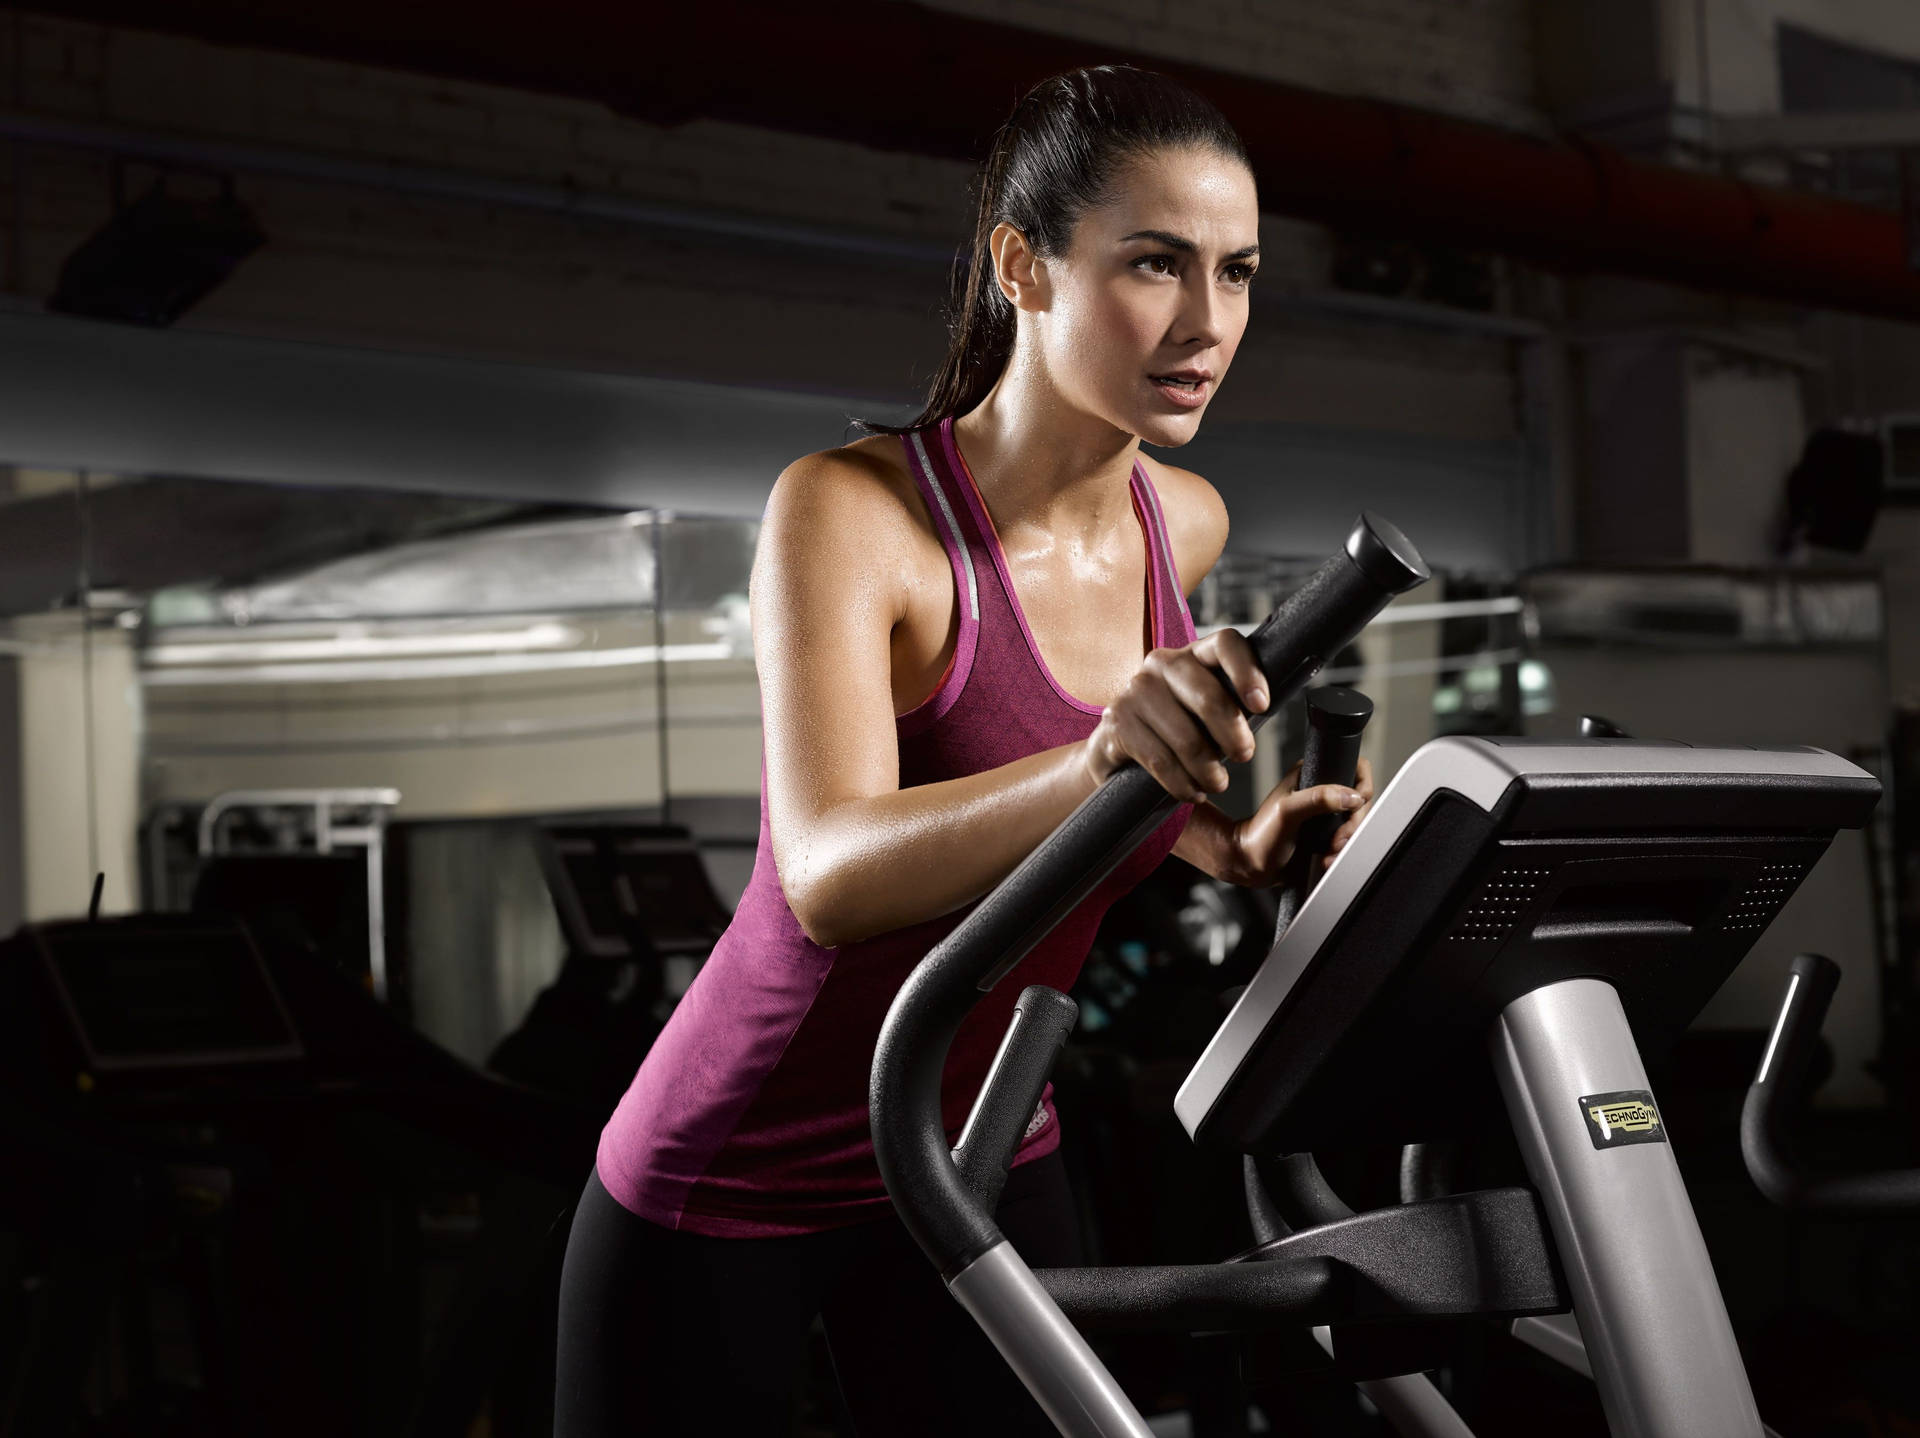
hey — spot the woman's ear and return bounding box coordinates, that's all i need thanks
[989,221,1049,313]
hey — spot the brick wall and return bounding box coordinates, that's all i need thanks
[921,0,1540,130]
[0,5,1530,433]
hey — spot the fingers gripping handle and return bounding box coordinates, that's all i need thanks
[1291,686,1374,859]
[872,515,1428,1278]
[1271,685,1374,943]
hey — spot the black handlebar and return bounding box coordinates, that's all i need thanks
[1247,685,1375,1241]
[872,514,1429,1276]
[1270,685,1374,942]
[1742,952,1920,1213]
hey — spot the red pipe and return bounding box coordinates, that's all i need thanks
[42,0,1920,321]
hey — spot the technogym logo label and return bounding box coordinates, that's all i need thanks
[1579,1089,1667,1150]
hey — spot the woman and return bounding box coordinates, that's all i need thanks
[556,64,1374,1436]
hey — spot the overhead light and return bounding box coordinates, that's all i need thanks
[50,170,265,328]
[145,620,580,666]
[142,639,737,687]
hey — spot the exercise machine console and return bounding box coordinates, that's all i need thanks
[1180,736,1875,1434]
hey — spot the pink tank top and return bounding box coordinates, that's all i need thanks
[596,416,1198,1236]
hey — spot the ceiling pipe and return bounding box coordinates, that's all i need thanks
[30,0,1920,322]
[0,112,955,269]
[2,111,1560,345]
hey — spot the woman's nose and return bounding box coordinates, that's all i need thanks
[1174,274,1226,349]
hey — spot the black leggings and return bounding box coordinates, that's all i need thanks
[553,1151,1083,1436]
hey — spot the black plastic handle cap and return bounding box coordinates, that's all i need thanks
[1346,513,1429,593]
[1305,686,1375,739]
[1788,950,1841,991]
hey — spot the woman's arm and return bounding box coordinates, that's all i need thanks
[756,450,1268,948]
[755,451,1090,948]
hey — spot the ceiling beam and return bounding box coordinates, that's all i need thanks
[24,1,1920,319]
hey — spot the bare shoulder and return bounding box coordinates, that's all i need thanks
[1136,450,1230,590]
[767,433,928,534]
[761,434,944,564]
[756,433,944,608]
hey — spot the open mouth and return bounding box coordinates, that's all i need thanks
[1149,374,1211,404]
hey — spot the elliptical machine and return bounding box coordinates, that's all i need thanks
[871,514,1882,1437]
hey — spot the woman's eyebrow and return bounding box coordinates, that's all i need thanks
[1118,229,1261,261]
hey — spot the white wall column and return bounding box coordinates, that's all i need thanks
[8,613,143,923]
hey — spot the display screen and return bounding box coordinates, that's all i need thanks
[37,923,303,1069]
[543,829,732,957]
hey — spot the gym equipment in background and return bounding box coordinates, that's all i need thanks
[190,788,400,999]
[533,821,732,994]
[488,823,734,1109]
[873,513,1880,1437]
[0,910,596,1437]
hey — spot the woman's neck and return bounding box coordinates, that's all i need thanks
[952,357,1140,537]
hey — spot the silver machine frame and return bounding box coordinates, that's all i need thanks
[1492,979,1762,1437]
[944,738,1872,1437]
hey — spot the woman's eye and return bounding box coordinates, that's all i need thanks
[1224,264,1258,286]
[1133,254,1177,276]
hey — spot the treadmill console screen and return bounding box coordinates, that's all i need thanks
[34,921,303,1070]
[539,825,733,958]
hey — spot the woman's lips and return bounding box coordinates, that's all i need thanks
[1149,374,1210,408]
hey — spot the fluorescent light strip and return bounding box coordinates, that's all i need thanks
[146,621,579,666]
[146,704,764,755]
[1372,596,1524,625]
[1316,647,1525,685]
[142,641,739,687]
[1198,595,1523,638]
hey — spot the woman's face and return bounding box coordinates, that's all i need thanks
[1021,145,1260,448]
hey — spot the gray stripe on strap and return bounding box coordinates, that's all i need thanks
[910,428,979,622]
[1136,464,1189,625]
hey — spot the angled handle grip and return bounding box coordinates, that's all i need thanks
[1743,953,1920,1213]
[952,985,1079,1212]
[1271,685,1374,943]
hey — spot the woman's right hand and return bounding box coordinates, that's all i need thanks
[1082,627,1270,801]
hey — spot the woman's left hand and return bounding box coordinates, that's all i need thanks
[1226,756,1375,888]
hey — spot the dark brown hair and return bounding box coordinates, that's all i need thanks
[854,65,1251,436]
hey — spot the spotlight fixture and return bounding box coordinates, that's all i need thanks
[50,167,265,327]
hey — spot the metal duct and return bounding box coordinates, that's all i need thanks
[33,0,1920,321]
